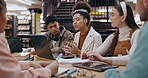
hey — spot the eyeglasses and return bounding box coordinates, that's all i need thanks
[77,69,95,78]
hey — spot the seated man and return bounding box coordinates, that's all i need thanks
[45,15,74,54]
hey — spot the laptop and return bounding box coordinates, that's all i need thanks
[30,35,75,60]
[30,35,59,60]
[6,37,23,53]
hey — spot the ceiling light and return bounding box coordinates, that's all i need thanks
[17,0,32,6]
[23,0,34,4]
[7,7,27,11]
[6,12,17,15]
[7,5,28,11]
[21,11,30,14]
[133,0,137,3]
[98,9,112,12]
[18,16,31,20]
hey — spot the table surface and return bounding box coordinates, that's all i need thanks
[34,56,126,78]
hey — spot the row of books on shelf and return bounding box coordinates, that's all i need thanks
[18,25,30,30]
[18,19,30,24]
[5,15,47,37]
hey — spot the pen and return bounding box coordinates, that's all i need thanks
[67,69,78,75]
[54,69,70,77]
[56,53,63,61]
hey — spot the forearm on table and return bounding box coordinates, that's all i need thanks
[111,55,130,65]
[101,54,130,66]
[102,57,113,65]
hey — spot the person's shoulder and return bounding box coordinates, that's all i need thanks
[130,29,141,40]
[45,31,50,35]
[106,33,115,39]
[132,29,141,36]
[135,28,141,32]
[74,32,80,37]
[93,31,101,38]
[60,26,70,32]
[75,31,80,35]
[62,28,74,38]
[63,29,73,34]
[44,31,51,38]
[89,27,101,35]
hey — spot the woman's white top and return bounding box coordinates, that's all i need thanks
[94,26,140,65]
[74,27,102,52]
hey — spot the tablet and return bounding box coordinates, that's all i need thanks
[72,62,118,72]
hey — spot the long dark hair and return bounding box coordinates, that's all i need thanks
[106,3,139,56]
[72,1,92,26]
[0,0,6,12]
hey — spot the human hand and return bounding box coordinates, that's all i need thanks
[51,47,60,53]
[62,42,71,54]
[62,41,81,55]
[29,51,36,55]
[45,61,59,75]
[30,61,52,69]
[86,51,104,62]
[70,41,81,55]
[81,51,89,59]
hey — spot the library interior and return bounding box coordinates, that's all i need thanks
[2,0,145,78]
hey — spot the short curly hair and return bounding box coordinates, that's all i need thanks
[72,1,92,26]
[72,1,92,14]
[45,15,58,26]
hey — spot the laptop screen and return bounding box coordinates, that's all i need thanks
[6,37,23,53]
[30,35,56,60]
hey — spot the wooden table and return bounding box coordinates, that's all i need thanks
[34,56,126,78]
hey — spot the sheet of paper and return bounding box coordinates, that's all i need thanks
[20,53,30,56]
[54,68,70,77]
[58,58,91,64]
